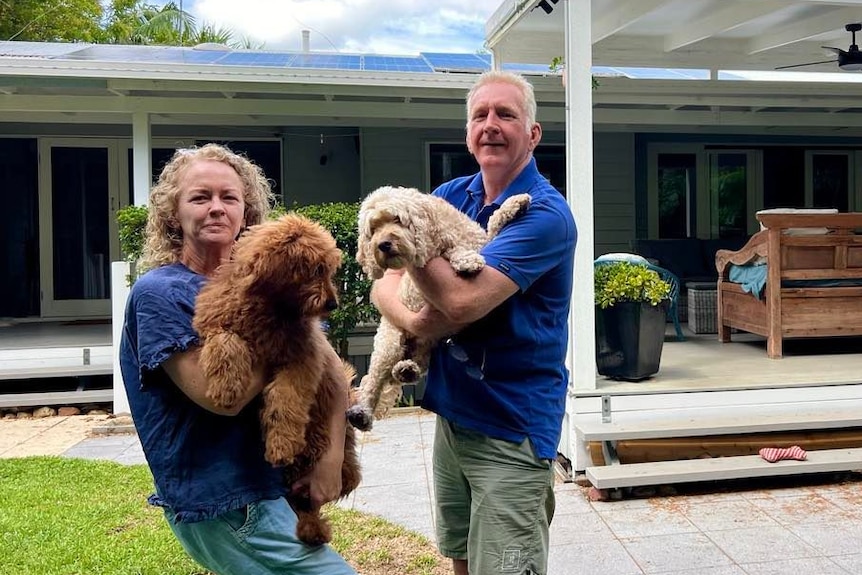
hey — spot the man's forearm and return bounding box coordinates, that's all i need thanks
[371,270,414,331]
[409,257,520,325]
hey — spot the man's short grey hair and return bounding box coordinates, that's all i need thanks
[465,70,537,132]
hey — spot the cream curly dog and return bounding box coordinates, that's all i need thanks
[346,186,530,431]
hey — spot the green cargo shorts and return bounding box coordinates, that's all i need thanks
[432,417,555,575]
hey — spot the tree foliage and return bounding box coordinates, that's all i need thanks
[1,0,249,48]
[0,0,103,42]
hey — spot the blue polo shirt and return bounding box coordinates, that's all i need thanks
[119,263,284,522]
[422,158,577,460]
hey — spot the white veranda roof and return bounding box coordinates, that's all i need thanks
[486,0,862,73]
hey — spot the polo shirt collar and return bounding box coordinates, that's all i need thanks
[465,157,539,208]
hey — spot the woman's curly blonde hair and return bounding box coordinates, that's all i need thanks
[141,143,275,269]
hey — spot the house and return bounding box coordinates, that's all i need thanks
[2,0,861,482]
[0,40,569,409]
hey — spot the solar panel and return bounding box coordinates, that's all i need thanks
[0,41,82,58]
[422,52,488,72]
[175,49,232,64]
[613,67,709,80]
[591,66,627,77]
[0,42,720,82]
[289,53,361,70]
[718,71,748,80]
[62,45,149,61]
[362,55,432,72]
[218,52,294,67]
[57,44,227,65]
[502,62,554,74]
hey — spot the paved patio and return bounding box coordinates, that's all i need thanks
[2,410,859,574]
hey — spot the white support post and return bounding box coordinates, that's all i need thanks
[111,261,131,415]
[132,112,151,206]
[563,0,597,470]
[113,112,151,414]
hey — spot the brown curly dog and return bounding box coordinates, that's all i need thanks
[192,213,361,546]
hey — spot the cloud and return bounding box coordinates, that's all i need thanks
[187,0,499,54]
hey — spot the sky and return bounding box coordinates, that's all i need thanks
[172,0,504,55]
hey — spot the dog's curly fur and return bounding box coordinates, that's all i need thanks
[346,186,531,431]
[192,213,361,546]
[282,359,362,546]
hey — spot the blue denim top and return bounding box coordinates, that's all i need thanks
[422,158,577,460]
[119,263,284,522]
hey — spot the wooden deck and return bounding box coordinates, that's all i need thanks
[587,330,861,397]
[562,328,862,474]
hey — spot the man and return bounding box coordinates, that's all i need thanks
[372,70,576,575]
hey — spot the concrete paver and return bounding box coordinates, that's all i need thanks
[0,414,110,458]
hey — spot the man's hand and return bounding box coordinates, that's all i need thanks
[410,305,467,340]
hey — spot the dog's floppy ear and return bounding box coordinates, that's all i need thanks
[356,198,386,280]
[232,216,307,297]
[404,194,434,267]
[356,218,384,280]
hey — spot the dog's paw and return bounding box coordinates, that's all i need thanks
[392,360,420,383]
[346,405,374,432]
[296,515,331,547]
[487,193,531,237]
[205,383,243,410]
[509,193,532,216]
[451,252,485,276]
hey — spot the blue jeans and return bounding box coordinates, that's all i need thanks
[165,497,356,575]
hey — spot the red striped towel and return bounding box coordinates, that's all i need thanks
[759,445,807,463]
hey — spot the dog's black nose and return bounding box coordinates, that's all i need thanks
[378,241,392,253]
[325,299,338,312]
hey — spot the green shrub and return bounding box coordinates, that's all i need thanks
[116,204,148,264]
[594,261,671,309]
[289,202,379,356]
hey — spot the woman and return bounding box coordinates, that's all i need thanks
[119,143,356,575]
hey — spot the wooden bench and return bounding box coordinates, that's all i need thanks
[716,212,862,358]
[577,403,862,489]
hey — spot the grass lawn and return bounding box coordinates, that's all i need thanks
[0,457,447,575]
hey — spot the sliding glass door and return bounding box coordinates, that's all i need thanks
[805,150,853,212]
[707,150,761,239]
[38,139,122,317]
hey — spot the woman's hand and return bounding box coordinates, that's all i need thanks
[290,449,344,509]
[290,346,349,509]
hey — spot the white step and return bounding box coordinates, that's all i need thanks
[576,403,862,441]
[0,364,112,381]
[0,345,112,381]
[0,389,113,408]
[587,447,862,489]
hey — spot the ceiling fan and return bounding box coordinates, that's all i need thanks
[776,23,862,71]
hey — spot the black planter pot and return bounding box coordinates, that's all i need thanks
[595,301,668,381]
